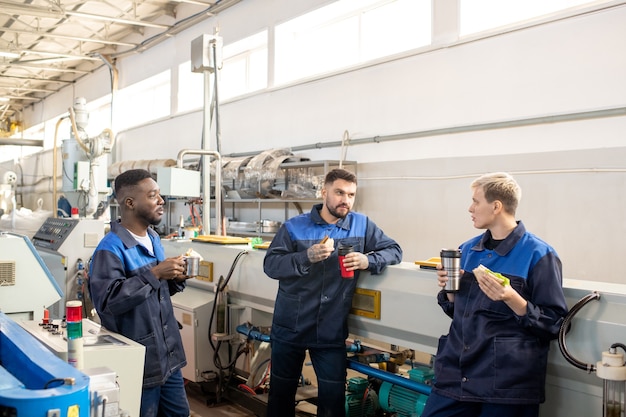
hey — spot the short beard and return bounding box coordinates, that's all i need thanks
[327,203,349,219]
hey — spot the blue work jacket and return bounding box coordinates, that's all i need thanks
[433,221,568,405]
[88,220,187,388]
[264,204,402,348]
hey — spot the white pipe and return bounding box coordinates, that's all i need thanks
[176,149,222,236]
[108,159,177,178]
[52,116,68,218]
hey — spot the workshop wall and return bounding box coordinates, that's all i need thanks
[9,0,626,283]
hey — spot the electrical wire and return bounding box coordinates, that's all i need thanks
[237,383,256,395]
[207,250,249,367]
[558,291,601,372]
[205,249,250,402]
[193,204,202,232]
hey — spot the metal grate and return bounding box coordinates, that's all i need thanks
[0,261,16,286]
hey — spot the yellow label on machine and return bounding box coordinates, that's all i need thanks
[67,405,79,417]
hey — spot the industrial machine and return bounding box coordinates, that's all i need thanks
[0,310,140,417]
[19,317,145,417]
[57,97,113,219]
[0,312,90,417]
[0,231,62,321]
[162,239,626,417]
[31,217,104,320]
[0,228,144,417]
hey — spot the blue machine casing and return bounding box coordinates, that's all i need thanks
[0,312,90,416]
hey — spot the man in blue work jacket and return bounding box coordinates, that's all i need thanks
[89,169,191,417]
[264,168,402,417]
[423,172,568,417]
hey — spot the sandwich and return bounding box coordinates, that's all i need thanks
[474,264,510,286]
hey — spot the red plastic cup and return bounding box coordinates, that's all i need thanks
[338,245,355,279]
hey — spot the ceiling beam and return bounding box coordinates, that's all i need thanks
[1,27,137,47]
[65,11,171,29]
[1,95,41,101]
[0,1,64,18]
[0,1,169,30]
[176,0,218,6]
[0,63,90,74]
[0,74,73,84]
[15,49,102,61]
[0,85,58,93]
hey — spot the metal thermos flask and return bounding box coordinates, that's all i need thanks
[440,249,462,292]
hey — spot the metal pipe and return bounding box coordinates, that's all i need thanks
[176,149,222,236]
[225,106,626,158]
[0,138,43,147]
[347,359,432,396]
[212,41,221,154]
[235,324,271,343]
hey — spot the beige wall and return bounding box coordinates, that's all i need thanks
[354,146,626,283]
[4,1,626,284]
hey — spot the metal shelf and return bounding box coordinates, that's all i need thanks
[167,160,357,236]
[218,160,357,230]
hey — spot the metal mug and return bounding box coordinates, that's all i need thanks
[440,249,461,292]
[183,256,200,277]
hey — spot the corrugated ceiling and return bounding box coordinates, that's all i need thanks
[0,0,240,138]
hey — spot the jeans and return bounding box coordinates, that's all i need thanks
[140,369,190,417]
[421,391,540,417]
[267,341,347,417]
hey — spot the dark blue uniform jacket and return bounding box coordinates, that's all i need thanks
[88,220,187,388]
[264,204,402,348]
[433,221,568,404]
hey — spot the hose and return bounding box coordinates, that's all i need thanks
[610,343,626,364]
[558,291,601,372]
[208,250,249,370]
[347,359,432,396]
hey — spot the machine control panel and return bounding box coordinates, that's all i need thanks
[32,218,80,251]
[19,318,145,417]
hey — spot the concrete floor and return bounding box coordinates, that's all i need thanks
[186,382,258,417]
[185,380,319,417]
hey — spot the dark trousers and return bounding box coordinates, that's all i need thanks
[267,340,347,417]
[421,391,540,417]
[140,369,190,417]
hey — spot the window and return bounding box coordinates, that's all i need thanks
[114,71,171,130]
[178,62,204,113]
[460,0,613,36]
[85,95,113,136]
[177,30,268,112]
[221,31,268,98]
[275,0,431,85]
